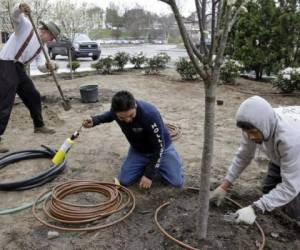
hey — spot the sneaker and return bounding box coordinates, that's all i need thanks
[0,140,9,153]
[34,126,55,134]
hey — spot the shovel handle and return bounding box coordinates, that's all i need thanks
[27,14,68,104]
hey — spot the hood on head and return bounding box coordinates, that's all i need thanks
[236,96,276,140]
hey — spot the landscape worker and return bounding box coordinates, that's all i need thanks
[210,96,300,225]
[0,3,60,153]
[82,90,184,189]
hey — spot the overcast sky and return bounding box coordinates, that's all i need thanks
[68,0,196,16]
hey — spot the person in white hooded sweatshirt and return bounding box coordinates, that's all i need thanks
[210,96,300,225]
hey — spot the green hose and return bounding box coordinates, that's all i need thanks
[0,192,51,215]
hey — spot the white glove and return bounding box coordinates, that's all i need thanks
[209,186,227,206]
[235,206,256,224]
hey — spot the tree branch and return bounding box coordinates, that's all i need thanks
[188,36,205,62]
[212,0,224,60]
[161,0,208,79]
[159,0,171,4]
[209,0,216,61]
[195,0,209,56]
[215,5,232,68]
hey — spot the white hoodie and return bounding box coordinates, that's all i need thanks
[225,96,300,212]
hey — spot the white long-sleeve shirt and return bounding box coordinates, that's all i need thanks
[0,5,47,72]
[225,96,300,213]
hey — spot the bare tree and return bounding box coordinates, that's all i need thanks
[159,0,247,240]
[86,6,104,31]
[50,0,88,41]
[0,0,17,34]
[0,0,51,34]
[30,0,51,27]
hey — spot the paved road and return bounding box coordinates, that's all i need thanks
[30,44,187,74]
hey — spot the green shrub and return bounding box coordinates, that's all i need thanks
[144,52,171,75]
[91,56,114,74]
[130,52,147,69]
[113,52,130,71]
[67,60,80,72]
[220,59,242,84]
[175,57,198,80]
[272,67,300,93]
[157,52,171,68]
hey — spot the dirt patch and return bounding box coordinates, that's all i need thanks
[157,189,300,249]
[1,69,300,249]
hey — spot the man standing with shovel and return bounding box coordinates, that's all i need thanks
[0,3,60,153]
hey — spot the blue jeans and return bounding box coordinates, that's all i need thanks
[119,144,184,187]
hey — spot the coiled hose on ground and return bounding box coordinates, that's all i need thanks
[32,180,136,231]
[166,123,182,141]
[0,146,66,191]
[154,187,266,250]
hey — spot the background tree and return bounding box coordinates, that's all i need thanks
[86,6,105,32]
[273,0,300,68]
[106,3,123,29]
[228,0,300,78]
[156,14,178,42]
[30,0,52,27]
[231,0,277,79]
[123,7,153,39]
[0,0,17,34]
[159,0,247,241]
[50,0,88,41]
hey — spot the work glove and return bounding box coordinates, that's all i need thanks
[82,118,93,128]
[234,205,256,225]
[209,186,227,206]
[19,3,31,16]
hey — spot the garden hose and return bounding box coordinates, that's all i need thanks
[32,180,136,231]
[166,123,182,141]
[154,187,266,250]
[0,145,66,191]
[0,192,50,215]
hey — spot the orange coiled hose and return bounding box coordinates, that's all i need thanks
[166,123,182,141]
[154,187,266,250]
[32,181,135,231]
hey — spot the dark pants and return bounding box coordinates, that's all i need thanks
[0,60,44,136]
[263,162,300,220]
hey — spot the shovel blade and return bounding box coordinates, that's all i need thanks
[61,100,71,111]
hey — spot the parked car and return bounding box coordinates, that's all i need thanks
[47,33,101,60]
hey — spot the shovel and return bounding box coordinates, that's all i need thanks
[28,14,71,111]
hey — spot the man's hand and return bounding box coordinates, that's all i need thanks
[19,3,31,16]
[46,61,58,71]
[139,176,152,189]
[210,186,227,206]
[82,118,93,128]
[235,206,256,225]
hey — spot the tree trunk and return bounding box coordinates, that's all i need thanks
[197,74,217,240]
[68,48,73,80]
[255,68,261,80]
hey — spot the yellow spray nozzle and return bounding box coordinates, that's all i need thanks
[114,177,121,188]
[52,138,74,166]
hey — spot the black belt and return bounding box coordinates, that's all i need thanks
[0,60,24,67]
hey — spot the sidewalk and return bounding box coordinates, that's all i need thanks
[30,67,96,76]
